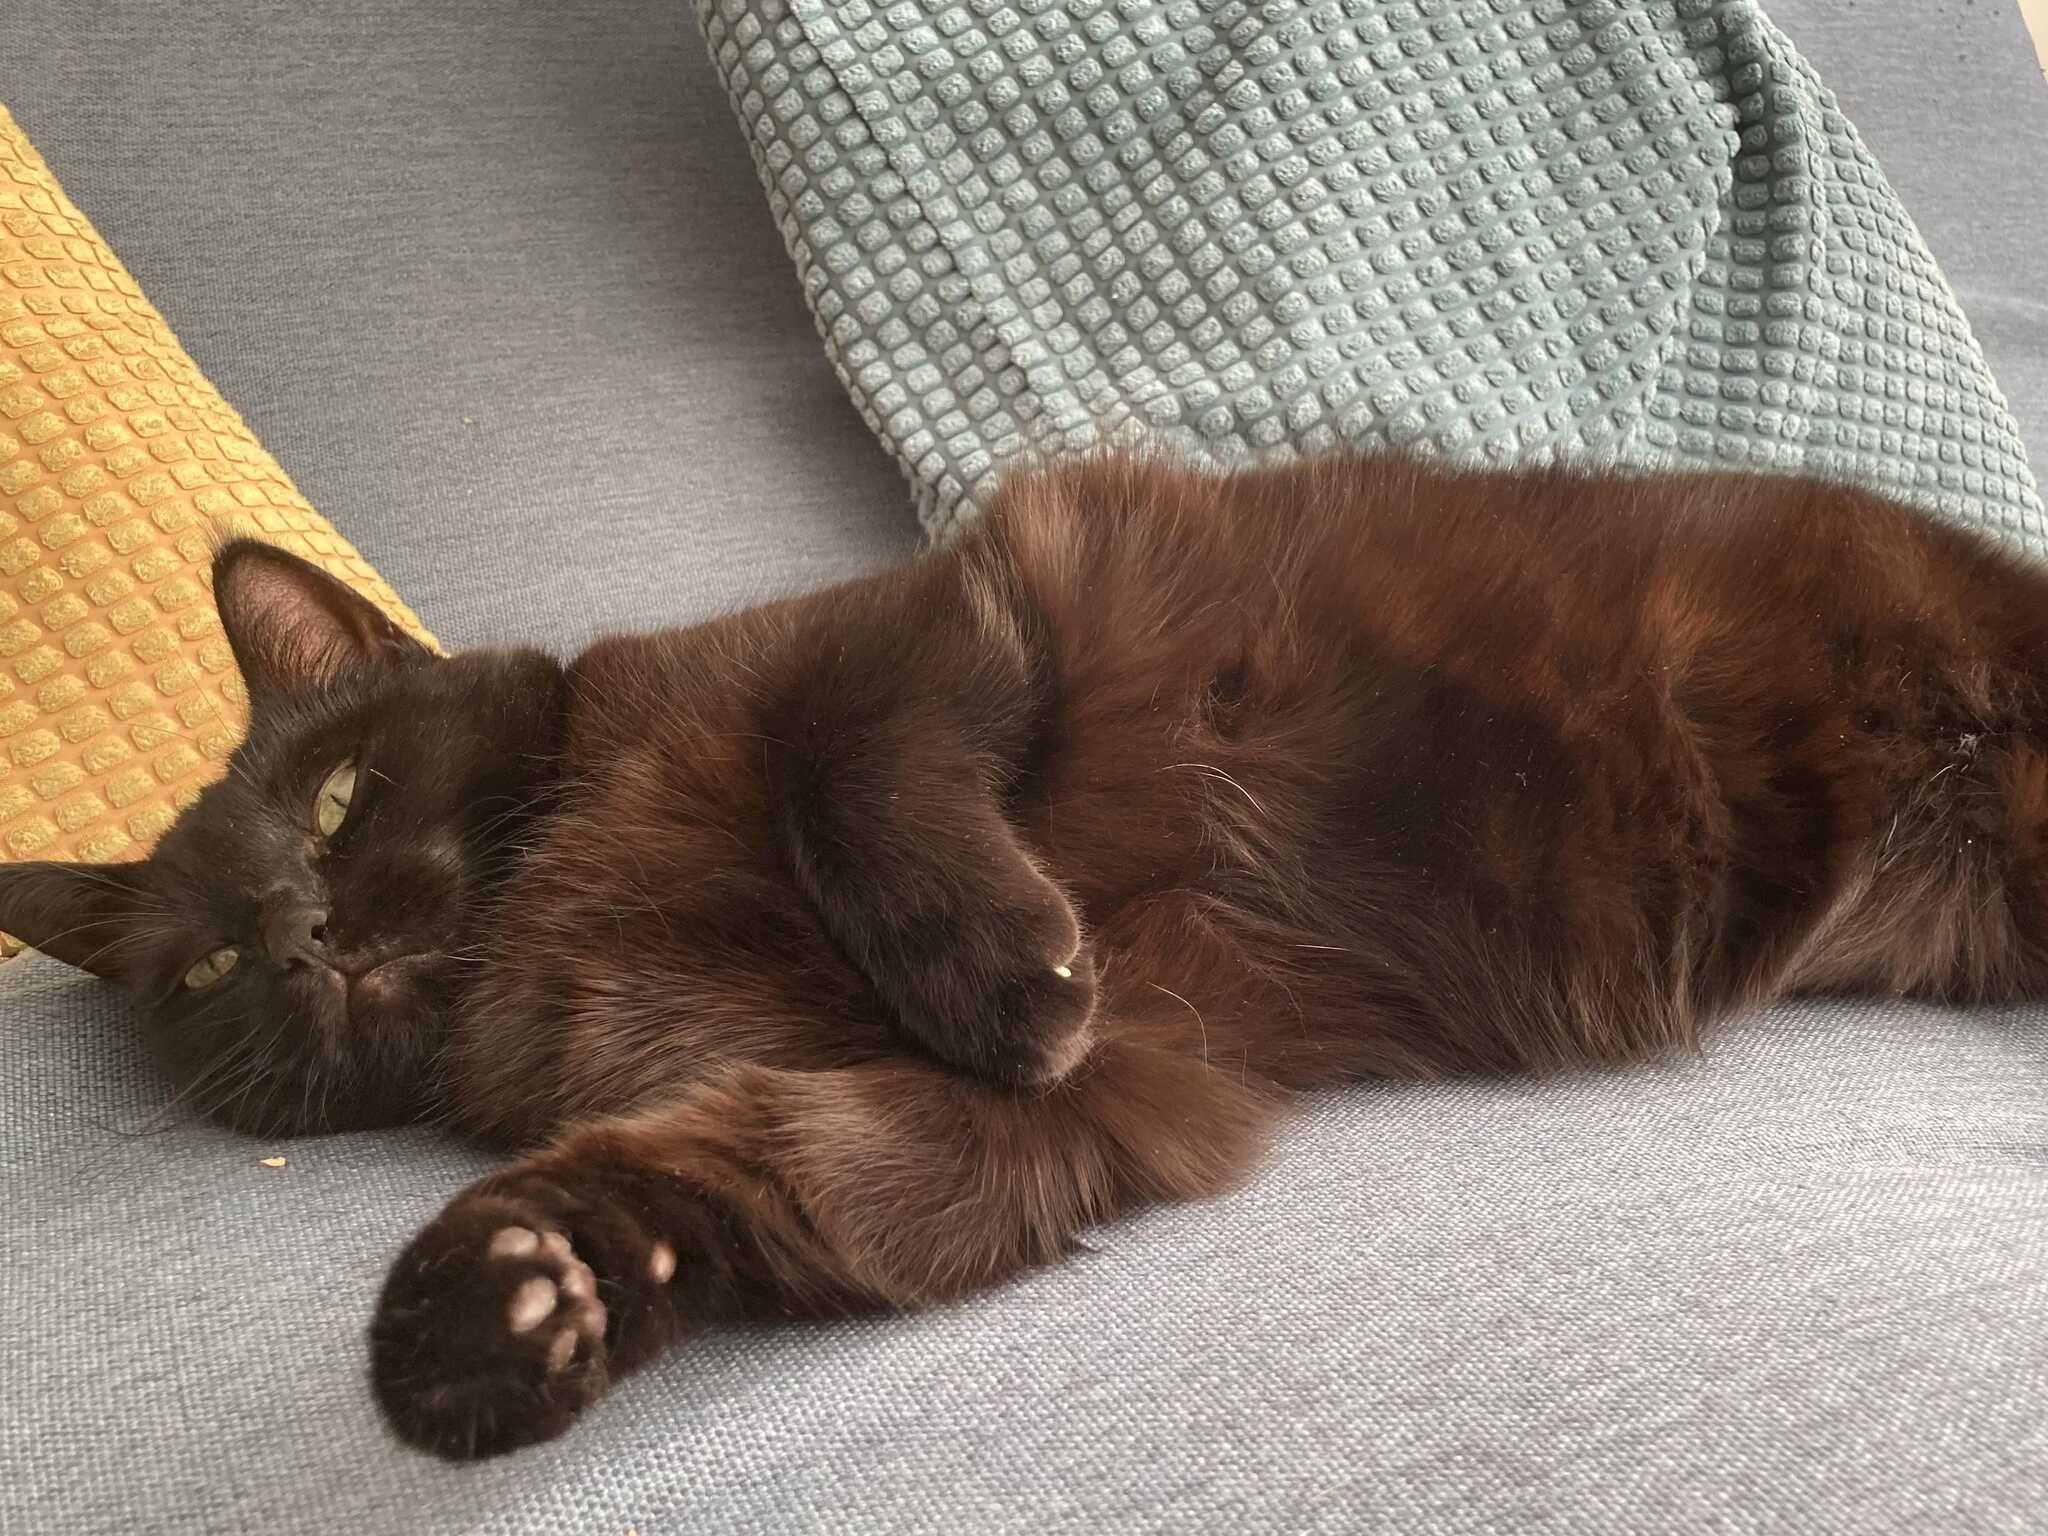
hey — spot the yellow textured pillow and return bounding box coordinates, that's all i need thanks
[0,103,433,934]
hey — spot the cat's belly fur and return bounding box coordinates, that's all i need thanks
[448,454,2048,1142]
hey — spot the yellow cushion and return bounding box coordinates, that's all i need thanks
[0,103,432,899]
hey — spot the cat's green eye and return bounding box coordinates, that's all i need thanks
[182,946,240,991]
[315,762,359,839]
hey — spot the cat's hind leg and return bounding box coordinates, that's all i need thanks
[1787,729,2048,1005]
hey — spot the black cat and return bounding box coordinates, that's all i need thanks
[7,453,2047,1460]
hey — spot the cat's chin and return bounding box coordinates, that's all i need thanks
[345,951,457,1048]
[350,952,439,1012]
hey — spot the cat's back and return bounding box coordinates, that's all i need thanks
[972,452,1692,700]
[974,450,1984,696]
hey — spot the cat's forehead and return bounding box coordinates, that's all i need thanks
[236,656,500,773]
[146,688,365,871]
[238,687,372,781]
[151,768,309,894]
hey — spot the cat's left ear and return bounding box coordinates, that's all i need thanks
[212,539,429,698]
[0,860,154,979]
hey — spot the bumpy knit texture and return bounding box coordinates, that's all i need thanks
[697,0,2044,546]
[0,105,432,884]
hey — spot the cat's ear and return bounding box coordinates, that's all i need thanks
[0,860,154,979]
[212,539,428,697]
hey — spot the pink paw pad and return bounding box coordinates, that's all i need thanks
[648,1241,677,1284]
[486,1225,606,1370]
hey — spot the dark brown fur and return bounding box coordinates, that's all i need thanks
[7,453,2048,1459]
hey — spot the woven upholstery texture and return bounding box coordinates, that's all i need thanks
[699,0,2043,544]
[0,104,431,881]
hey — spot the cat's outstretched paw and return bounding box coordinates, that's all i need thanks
[369,1198,614,1460]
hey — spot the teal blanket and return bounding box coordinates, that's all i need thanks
[698,0,2043,549]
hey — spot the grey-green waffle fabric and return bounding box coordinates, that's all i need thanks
[696,0,2044,548]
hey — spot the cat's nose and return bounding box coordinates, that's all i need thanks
[264,905,333,969]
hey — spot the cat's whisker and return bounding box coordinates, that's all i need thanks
[1149,982,1210,1065]
[1159,762,1265,816]
[105,1008,286,1137]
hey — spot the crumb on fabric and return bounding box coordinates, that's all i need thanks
[259,1156,287,1169]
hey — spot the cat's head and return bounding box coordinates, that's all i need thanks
[0,543,566,1135]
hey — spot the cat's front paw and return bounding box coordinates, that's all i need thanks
[978,938,1100,1084]
[369,1196,616,1460]
[892,885,1100,1088]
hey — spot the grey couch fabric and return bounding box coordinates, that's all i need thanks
[2,2,2045,1532]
